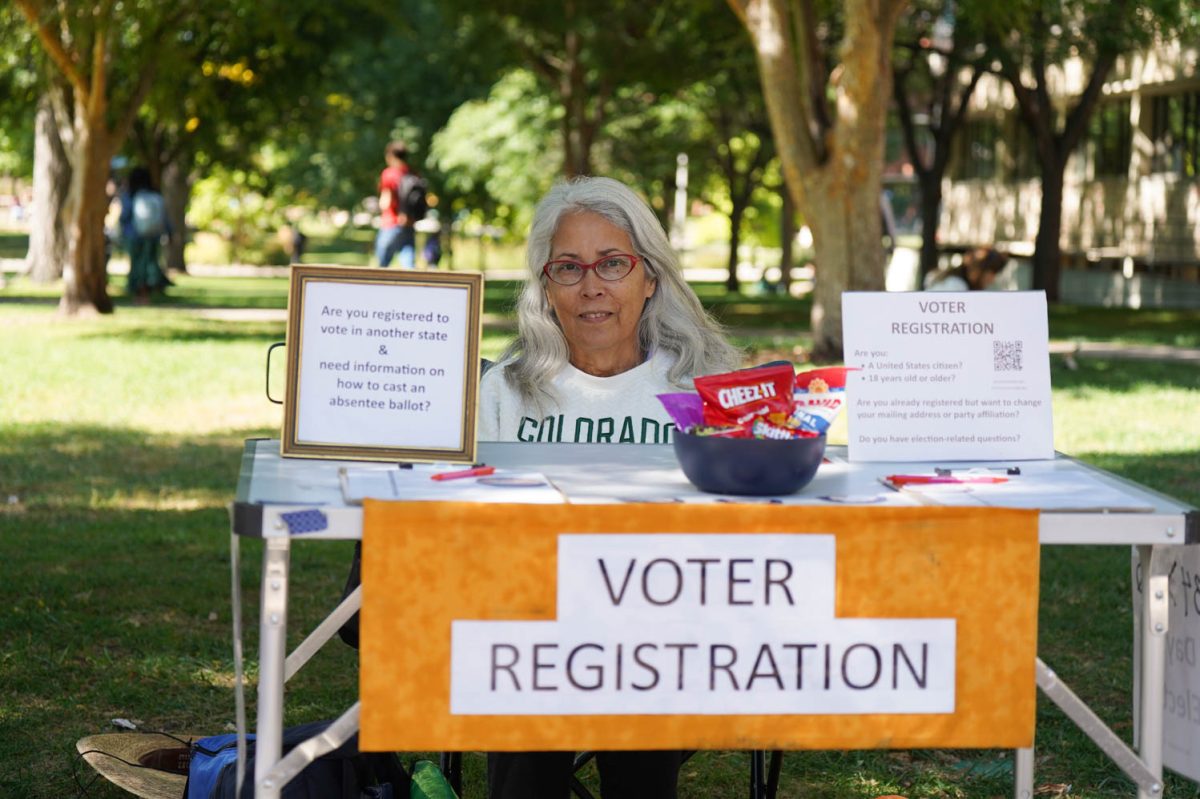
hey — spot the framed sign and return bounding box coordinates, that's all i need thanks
[281,265,483,463]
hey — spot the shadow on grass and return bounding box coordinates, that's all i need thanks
[1073,450,1200,507]
[1049,305,1200,348]
[0,423,358,797]
[0,230,29,259]
[73,317,285,345]
[1051,356,1200,394]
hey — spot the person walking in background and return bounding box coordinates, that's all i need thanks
[423,225,442,268]
[925,247,1009,291]
[119,166,169,304]
[375,141,422,269]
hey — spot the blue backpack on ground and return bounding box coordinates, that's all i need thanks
[184,719,415,798]
[132,190,167,238]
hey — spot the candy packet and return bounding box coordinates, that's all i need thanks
[694,364,796,427]
[655,392,705,432]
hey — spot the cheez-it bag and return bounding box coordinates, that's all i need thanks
[694,364,795,427]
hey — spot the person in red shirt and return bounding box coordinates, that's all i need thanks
[375,141,417,268]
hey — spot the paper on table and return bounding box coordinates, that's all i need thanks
[339,465,565,505]
[887,471,1155,512]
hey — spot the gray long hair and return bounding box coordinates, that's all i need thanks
[498,176,741,409]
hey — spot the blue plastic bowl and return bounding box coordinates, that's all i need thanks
[672,430,826,496]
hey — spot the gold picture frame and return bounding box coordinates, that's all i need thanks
[281,265,483,463]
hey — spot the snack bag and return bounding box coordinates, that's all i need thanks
[694,364,796,428]
[690,424,752,438]
[750,417,820,440]
[655,393,705,432]
[791,366,851,434]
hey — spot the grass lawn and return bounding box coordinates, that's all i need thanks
[1,283,1198,798]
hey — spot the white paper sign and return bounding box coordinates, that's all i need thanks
[450,534,956,715]
[296,280,470,450]
[842,291,1053,462]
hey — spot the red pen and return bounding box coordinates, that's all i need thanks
[885,474,1008,487]
[431,465,496,481]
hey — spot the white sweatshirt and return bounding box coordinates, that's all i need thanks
[477,352,684,444]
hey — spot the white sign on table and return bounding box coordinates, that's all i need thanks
[842,291,1053,462]
[281,265,483,463]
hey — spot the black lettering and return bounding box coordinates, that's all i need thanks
[664,643,697,690]
[632,644,660,690]
[783,643,817,689]
[709,644,740,690]
[566,643,604,690]
[491,644,520,690]
[642,558,683,605]
[764,559,795,605]
[842,643,883,690]
[596,417,615,443]
[728,558,753,605]
[640,418,660,444]
[893,643,928,689]
[574,417,595,442]
[618,416,636,443]
[536,415,557,442]
[532,644,558,691]
[746,645,784,690]
[598,559,637,605]
[686,558,719,605]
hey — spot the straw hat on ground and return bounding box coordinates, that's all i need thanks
[76,731,198,799]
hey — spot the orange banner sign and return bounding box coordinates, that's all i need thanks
[360,503,1038,752]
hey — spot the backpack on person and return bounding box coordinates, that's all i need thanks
[397,173,429,222]
[132,190,167,238]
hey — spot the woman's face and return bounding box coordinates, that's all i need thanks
[544,211,657,376]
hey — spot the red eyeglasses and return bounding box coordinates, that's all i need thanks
[542,253,641,285]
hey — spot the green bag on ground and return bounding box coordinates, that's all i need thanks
[410,760,458,799]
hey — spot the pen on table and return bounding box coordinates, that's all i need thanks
[885,474,1009,487]
[431,465,496,481]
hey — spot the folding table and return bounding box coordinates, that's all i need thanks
[231,438,1196,799]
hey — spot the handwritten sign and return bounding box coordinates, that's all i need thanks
[1133,547,1200,783]
[281,265,482,463]
[842,291,1053,462]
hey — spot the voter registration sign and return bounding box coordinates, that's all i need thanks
[842,291,1054,462]
[358,503,1039,751]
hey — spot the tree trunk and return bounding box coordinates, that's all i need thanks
[162,154,191,273]
[805,169,886,362]
[726,202,744,292]
[917,172,942,283]
[778,181,795,291]
[1032,169,1064,301]
[60,113,114,315]
[26,94,72,283]
[731,0,903,361]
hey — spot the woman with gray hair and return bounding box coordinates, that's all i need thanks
[480,177,738,797]
[478,176,740,447]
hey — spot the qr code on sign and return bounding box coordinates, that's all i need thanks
[993,339,1022,371]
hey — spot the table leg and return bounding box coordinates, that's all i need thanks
[1013,747,1034,799]
[1136,545,1169,799]
[256,537,291,799]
